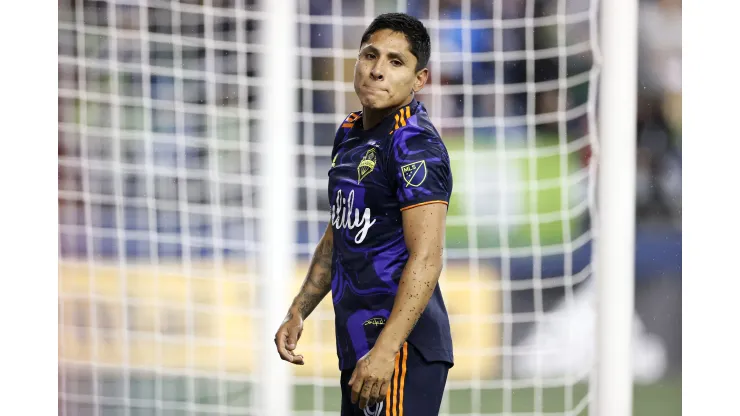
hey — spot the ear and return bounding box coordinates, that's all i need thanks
[412,68,429,93]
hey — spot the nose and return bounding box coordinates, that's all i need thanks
[370,63,384,81]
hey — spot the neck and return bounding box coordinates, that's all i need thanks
[362,95,414,131]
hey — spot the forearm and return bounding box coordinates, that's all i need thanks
[375,253,443,354]
[288,232,333,320]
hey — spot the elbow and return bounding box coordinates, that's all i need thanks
[409,248,444,272]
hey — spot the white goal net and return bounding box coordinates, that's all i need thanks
[58,0,599,415]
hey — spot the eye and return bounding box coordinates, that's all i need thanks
[365,52,376,60]
[391,60,402,67]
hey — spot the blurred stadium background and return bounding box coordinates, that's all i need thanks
[58,0,681,414]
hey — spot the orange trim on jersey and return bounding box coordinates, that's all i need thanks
[341,112,361,129]
[398,342,408,416]
[389,105,411,135]
[386,381,392,416]
[400,200,449,212]
[389,351,400,416]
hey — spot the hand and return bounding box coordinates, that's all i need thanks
[274,312,305,365]
[348,348,396,409]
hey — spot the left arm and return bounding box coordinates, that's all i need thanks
[374,202,446,354]
[349,202,447,408]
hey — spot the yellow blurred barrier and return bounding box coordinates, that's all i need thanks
[59,261,500,380]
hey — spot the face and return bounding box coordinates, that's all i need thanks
[354,29,428,111]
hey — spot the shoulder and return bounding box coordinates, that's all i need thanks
[389,103,444,147]
[390,120,448,158]
[332,111,362,150]
[340,111,362,130]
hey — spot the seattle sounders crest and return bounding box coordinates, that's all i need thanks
[401,160,427,187]
[358,148,377,183]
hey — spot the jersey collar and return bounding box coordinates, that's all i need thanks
[354,97,419,136]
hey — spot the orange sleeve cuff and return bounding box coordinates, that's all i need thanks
[399,200,449,212]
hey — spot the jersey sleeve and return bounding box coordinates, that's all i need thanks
[389,126,453,211]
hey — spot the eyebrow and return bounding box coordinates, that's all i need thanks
[361,45,407,63]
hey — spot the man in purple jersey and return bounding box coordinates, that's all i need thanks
[275,13,453,415]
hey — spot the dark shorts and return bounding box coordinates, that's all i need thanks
[340,342,451,416]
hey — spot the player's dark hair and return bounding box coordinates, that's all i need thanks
[360,13,431,72]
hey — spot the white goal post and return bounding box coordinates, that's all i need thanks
[260,0,297,414]
[596,0,638,416]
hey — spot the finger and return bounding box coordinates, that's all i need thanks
[358,378,376,410]
[367,379,382,408]
[370,380,388,408]
[348,368,357,386]
[284,344,305,365]
[286,327,300,351]
[350,374,365,404]
[275,330,291,360]
[276,330,304,364]
[378,380,390,400]
[291,354,305,365]
[360,378,378,409]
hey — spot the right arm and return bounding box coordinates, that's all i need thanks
[274,224,334,365]
[288,224,334,319]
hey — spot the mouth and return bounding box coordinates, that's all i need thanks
[362,85,386,94]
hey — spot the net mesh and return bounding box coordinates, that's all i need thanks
[58,0,598,414]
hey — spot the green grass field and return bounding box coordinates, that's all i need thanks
[65,373,680,415]
[292,380,681,415]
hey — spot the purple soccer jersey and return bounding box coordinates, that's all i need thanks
[327,99,454,370]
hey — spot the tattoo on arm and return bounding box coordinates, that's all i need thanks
[290,233,334,319]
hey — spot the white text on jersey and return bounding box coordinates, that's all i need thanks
[331,189,376,244]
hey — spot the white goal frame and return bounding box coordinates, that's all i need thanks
[595,0,638,416]
[260,0,297,414]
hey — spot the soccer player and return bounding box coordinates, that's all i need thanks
[275,13,453,415]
